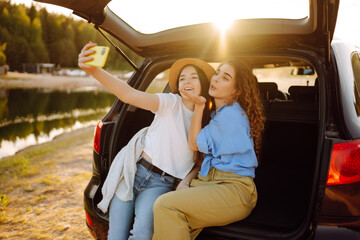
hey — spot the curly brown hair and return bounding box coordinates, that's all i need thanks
[221,59,265,159]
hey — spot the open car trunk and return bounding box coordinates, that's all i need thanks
[97,54,321,239]
[198,121,318,239]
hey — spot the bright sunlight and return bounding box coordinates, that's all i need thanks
[213,18,233,34]
[108,0,309,34]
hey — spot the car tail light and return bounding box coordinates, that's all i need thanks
[85,211,94,229]
[94,121,103,154]
[326,139,360,186]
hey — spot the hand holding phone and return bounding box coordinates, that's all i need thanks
[86,46,110,68]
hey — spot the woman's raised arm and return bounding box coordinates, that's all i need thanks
[78,42,159,112]
[180,89,206,151]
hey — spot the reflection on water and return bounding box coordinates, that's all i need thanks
[0,88,116,159]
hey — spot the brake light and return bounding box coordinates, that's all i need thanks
[85,211,94,229]
[326,139,360,186]
[94,121,103,154]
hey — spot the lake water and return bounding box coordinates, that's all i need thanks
[0,88,116,159]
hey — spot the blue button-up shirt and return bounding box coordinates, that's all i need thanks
[197,102,258,178]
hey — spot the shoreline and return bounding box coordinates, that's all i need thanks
[16,125,95,155]
[0,71,109,160]
[0,123,97,161]
[0,71,109,91]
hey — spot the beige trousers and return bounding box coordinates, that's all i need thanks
[152,168,257,240]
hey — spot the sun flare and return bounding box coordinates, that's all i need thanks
[213,18,233,34]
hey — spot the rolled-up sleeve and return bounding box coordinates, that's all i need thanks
[197,126,211,154]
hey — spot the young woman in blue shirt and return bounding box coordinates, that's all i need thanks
[152,59,265,240]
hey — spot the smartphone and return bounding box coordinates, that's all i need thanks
[86,46,110,67]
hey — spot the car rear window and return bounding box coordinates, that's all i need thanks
[254,66,317,94]
[145,60,317,100]
[108,0,309,34]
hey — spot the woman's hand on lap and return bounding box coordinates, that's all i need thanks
[176,179,190,191]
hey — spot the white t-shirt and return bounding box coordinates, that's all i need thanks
[142,93,195,179]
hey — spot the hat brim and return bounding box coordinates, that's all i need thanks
[169,58,215,93]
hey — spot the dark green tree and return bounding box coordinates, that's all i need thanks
[0,2,143,71]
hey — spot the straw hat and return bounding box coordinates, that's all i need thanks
[169,58,215,93]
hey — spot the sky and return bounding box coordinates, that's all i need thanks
[9,0,360,47]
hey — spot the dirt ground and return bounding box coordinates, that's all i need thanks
[0,126,95,240]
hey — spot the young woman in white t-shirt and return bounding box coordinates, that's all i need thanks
[78,42,215,240]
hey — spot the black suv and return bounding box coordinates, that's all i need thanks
[36,0,360,239]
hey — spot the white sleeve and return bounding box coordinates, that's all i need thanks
[154,93,179,115]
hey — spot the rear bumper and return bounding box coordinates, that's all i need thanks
[84,175,109,240]
[319,182,360,227]
[318,217,360,227]
[315,226,360,239]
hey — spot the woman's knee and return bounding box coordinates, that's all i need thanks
[153,193,168,212]
[153,192,176,213]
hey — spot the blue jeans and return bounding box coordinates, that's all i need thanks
[108,159,176,240]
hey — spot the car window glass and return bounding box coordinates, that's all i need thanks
[108,0,309,34]
[145,70,169,93]
[351,52,360,116]
[254,66,317,94]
